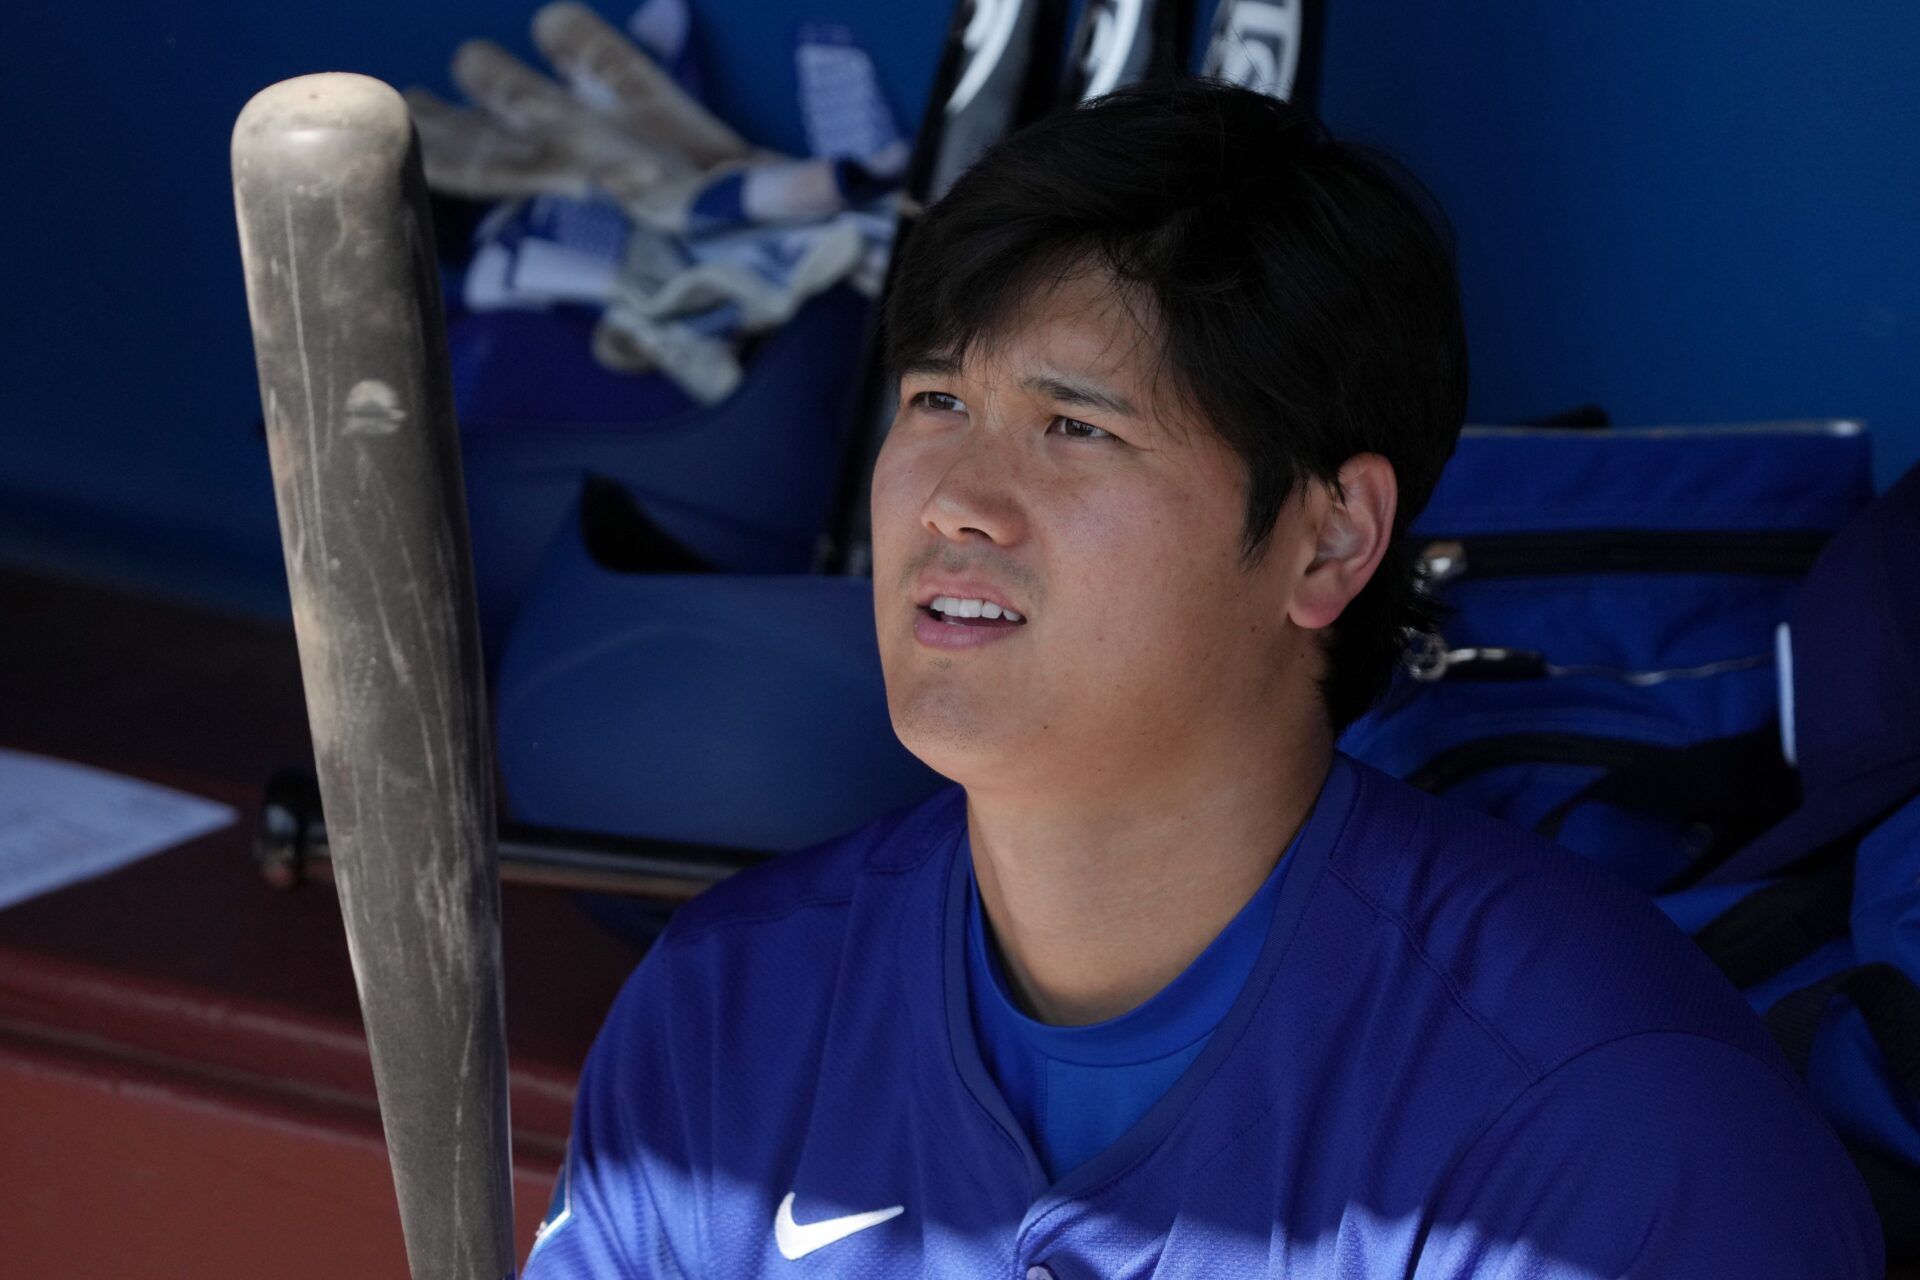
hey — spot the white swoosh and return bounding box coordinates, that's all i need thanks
[774,1192,905,1261]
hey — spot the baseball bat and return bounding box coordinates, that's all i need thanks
[817,0,1071,574]
[232,73,516,1279]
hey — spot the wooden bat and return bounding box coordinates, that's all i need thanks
[232,72,517,1280]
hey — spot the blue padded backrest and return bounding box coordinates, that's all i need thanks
[459,285,869,655]
[496,490,947,851]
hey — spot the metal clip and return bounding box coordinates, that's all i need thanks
[1403,628,1453,681]
[1402,630,1549,682]
[1417,539,1468,591]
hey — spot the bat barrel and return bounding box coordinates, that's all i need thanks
[232,74,516,1280]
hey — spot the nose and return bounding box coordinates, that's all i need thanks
[920,432,1027,548]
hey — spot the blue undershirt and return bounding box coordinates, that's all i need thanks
[965,824,1300,1181]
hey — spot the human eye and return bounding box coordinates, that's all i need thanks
[908,390,967,415]
[1047,416,1117,442]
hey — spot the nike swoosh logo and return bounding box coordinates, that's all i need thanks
[774,1192,905,1260]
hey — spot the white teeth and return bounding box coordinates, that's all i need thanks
[926,595,1025,622]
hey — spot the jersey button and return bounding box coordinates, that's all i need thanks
[1026,1267,1054,1280]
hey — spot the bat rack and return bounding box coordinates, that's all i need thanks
[254,770,772,903]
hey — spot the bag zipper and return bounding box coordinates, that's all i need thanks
[1401,633,1773,685]
[1418,529,1828,589]
[1403,528,1821,683]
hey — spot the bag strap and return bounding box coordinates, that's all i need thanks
[1689,857,1853,988]
[1765,964,1920,1263]
[1529,723,1799,886]
[1844,1133,1920,1264]
[1765,962,1920,1092]
[1705,778,1920,888]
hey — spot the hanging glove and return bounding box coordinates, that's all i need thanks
[407,2,752,230]
[593,217,870,403]
[416,1,903,404]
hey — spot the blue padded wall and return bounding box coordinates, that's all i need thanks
[1,2,1915,613]
[0,0,949,615]
[1316,2,1920,490]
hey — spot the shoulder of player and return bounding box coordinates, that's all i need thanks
[1322,757,1782,1078]
[1424,1027,1881,1273]
[586,786,965,1071]
[653,783,967,951]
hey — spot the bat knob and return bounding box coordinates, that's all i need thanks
[232,72,415,187]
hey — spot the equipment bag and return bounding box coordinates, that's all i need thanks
[1338,419,1872,895]
[1346,436,1920,1260]
[1658,461,1920,1262]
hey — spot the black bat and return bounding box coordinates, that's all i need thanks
[1057,0,1195,107]
[817,0,1070,575]
[1201,0,1325,110]
[231,73,517,1280]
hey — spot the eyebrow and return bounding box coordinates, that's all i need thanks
[898,354,964,378]
[1022,373,1139,420]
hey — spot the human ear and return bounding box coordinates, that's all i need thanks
[1287,453,1397,631]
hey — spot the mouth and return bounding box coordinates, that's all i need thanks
[919,595,1027,628]
[912,594,1028,649]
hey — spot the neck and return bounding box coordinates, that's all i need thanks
[967,730,1333,1027]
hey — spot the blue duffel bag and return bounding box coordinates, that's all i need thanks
[1339,419,1873,894]
[1342,424,1919,1260]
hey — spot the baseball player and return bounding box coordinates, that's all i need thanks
[524,80,1881,1277]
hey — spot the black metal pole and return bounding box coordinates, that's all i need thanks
[256,770,770,902]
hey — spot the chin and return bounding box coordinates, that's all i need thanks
[886,682,1018,786]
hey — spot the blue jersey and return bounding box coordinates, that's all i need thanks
[524,754,1881,1278]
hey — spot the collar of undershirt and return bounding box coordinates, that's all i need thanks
[964,802,1305,1068]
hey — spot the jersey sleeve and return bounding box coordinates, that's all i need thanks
[523,949,699,1280]
[1411,1031,1884,1279]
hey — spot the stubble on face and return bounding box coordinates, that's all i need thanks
[882,536,1048,763]
[871,267,1308,804]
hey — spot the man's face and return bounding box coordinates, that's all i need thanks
[871,269,1320,801]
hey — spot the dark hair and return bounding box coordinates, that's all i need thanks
[883,77,1467,732]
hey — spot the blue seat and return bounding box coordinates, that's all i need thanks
[453,285,870,658]
[495,485,945,852]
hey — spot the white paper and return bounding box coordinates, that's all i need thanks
[0,748,238,911]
